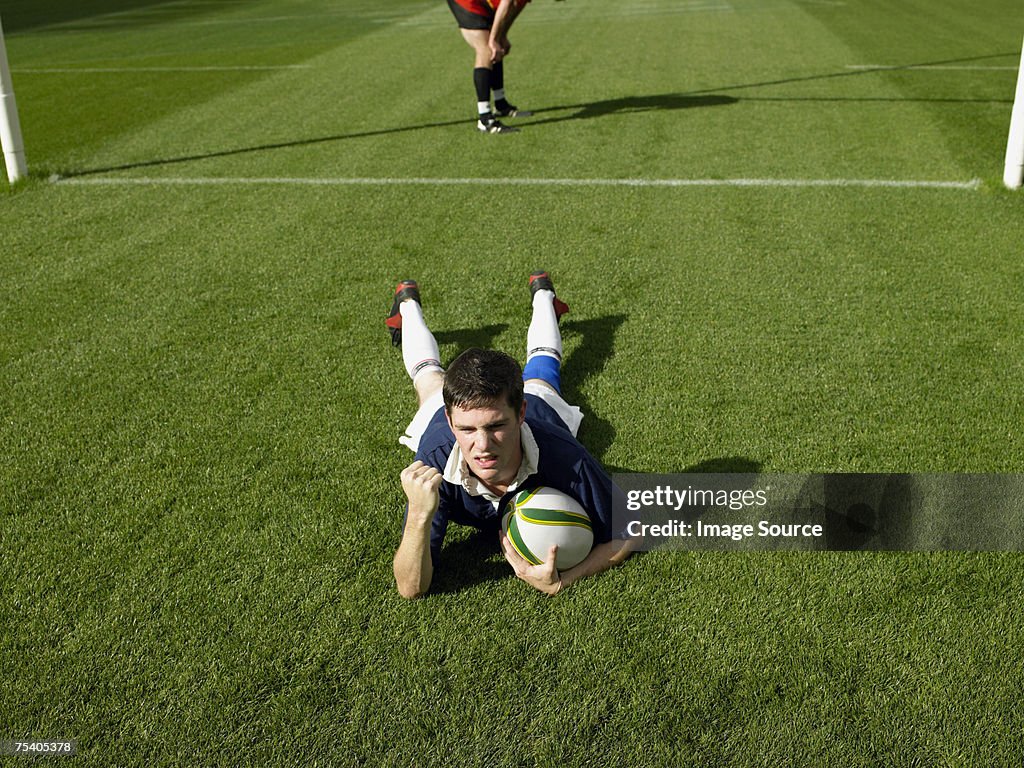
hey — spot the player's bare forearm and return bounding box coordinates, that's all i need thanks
[394,460,442,598]
[393,520,433,599]
[501,535,637,596]
[559,538,637,590]
[488,0,519,58]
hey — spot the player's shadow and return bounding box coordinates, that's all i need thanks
[60,94,736,178]
[558,314,627,461]
[681,457,762,474]
[433,324,508,354]
[429,527,508,595]
[528,94,738,127]
[792,473,921,551]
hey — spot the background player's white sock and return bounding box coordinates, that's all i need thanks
[527,289,562,362]
[399,301,443,382]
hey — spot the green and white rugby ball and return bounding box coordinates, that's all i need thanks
[502,486,593,571]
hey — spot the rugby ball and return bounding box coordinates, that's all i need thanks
[502,486,594,571]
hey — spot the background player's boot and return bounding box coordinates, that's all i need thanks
[477,115,519,134]
[385,280,420,347]
[528,270,569,320]
[494,103,533,118]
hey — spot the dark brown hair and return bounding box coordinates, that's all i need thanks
[443,348,524,414]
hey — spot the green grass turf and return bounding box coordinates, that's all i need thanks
[3,0,1024,764]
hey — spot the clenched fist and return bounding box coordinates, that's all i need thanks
[401,460,443,528]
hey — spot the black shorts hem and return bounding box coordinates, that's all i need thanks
[446,0,493,29]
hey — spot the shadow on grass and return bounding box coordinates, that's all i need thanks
[433,324,508,356]
[794,473,921,551]
[683,456,762,474]
[60,92,736,178]
[429,527,507,596]
[526,94,738,127]
[559,314,627,462]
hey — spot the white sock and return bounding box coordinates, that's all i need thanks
[399,301,443,382]
[527,289,562,362]
[478,101,491,116]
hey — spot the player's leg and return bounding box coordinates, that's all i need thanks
[459,28,499,129]
[385,280,444,407]
[523,271,582,434]
[459,27,493,70]
[491,61,533,119]
[445,0,518,134]
[525,270,569,388]
[415,367,444,407]
[460,29,518,133]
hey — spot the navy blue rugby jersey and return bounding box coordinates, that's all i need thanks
[409,394,624,565]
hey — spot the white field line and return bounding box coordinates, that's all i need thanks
[51,175,983,191]
[847,64,1017,71]
[14,65,312,73]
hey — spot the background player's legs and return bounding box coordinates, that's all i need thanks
[460,28,495,121]
[491,60,510,112]
[490,61,527,116]
[455,23,518,132]
[460,27,492,68]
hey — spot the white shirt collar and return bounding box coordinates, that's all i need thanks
[443,422,540,504]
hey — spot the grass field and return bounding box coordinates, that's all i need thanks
[3,0,1024,764]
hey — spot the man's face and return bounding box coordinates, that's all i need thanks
[446,398,527,490]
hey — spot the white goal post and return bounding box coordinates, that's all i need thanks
[0,13,28,184]
[1005,35,1024,189]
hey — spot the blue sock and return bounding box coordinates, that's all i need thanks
[523,354,562,393]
